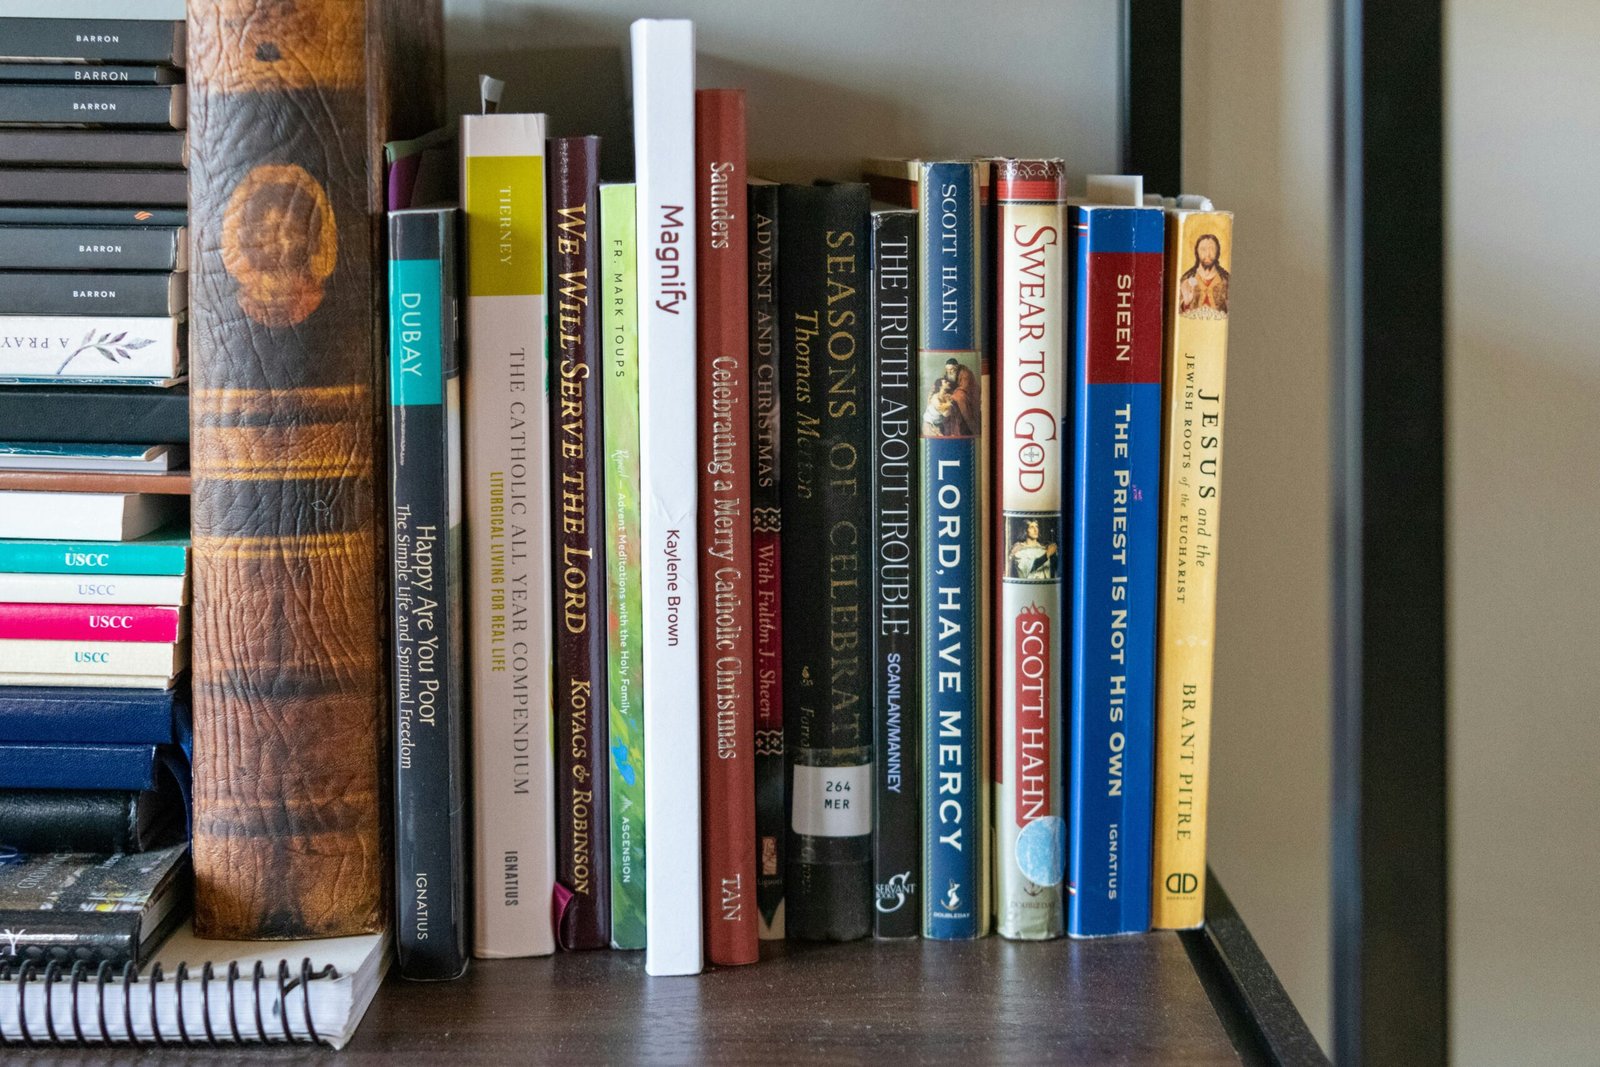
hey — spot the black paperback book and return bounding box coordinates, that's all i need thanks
[0,62,182,85]
[869,206,922,938]
[0,269,185,317]
[0,83,186,128]
[0,18,186,65]
[777,181,874,941]
[0,383,188,443]
[747,178,786,937]
[0,168,188,206]
[0,845,189,969]
[387,205,468,980]
[0,126,188,168]
[0,224,184,272]
[0,205,186,227]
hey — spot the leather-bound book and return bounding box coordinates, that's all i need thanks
[186,0,444,940]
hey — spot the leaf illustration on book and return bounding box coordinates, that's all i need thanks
[55,330,160,375]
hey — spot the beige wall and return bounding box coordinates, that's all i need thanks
[1189,1,1600,1062]
[1183,0,1334,1049]
[1447,2,1600,1064]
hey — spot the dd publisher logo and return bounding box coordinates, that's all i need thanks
[1166,872,1200,896]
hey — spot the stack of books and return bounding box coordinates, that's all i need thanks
[0,16,190,465]
[0,16,194,972]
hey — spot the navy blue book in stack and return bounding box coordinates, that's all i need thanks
[0,684,189,853]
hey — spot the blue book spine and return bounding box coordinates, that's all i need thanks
[0,684,182,744]
[918,162,988,940]
[0,533,188,575]
[0,741,177,791]
[1066,205,1166,936]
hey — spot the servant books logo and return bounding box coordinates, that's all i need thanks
[875,871,916,914]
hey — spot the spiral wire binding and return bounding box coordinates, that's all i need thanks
[1,952,342,1047]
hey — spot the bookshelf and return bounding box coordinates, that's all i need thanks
[4,0,1444,1060]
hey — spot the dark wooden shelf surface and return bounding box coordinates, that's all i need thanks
[7,933,1249,1065]
[346,934,1241,1065]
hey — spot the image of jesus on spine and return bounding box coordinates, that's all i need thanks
[1178,233,1230,320]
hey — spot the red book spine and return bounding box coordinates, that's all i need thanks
[0,603,183,642]
[695,89,759,965]
[549,135,610,950]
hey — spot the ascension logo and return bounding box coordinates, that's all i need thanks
[874,871,916,913]
[1,928,25,955]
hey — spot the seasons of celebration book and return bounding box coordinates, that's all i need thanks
[600,181,646,951]
[548,134,611,952]
[777,180,874,943]
[869,205,921,938]
[460,109,557,960]
[1151,201,1233,930]
[185,0,445,941]
[633,17,704,978]
[1065,178,1165,938]
[993,160,1068,940]
[387,205,469,979]
[747,177,786,940]
[695,88,759,966]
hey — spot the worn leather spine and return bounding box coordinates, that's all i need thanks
[186,0,443,939]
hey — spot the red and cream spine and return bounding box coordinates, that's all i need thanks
[993,160,1068,940]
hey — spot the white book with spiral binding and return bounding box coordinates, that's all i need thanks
[0,922,388,1049]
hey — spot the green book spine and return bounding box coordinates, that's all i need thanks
[0,532,188,576]
[601,182,646,950]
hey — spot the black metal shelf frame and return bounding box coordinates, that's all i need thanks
[1125,2,1448,1065]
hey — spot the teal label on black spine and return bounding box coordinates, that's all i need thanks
[390,258,443,406]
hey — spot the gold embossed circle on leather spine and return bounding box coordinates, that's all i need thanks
[221,163,339,327]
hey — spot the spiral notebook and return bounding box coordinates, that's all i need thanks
[0,921,389,1049]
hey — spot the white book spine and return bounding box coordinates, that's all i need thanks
[0,637,185,676]
[632,17,703,978]
[0,315,182,381]
[0,491,173,541]
[0,672,174,689]
[460,112,557,959]
[0,571,188,604]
